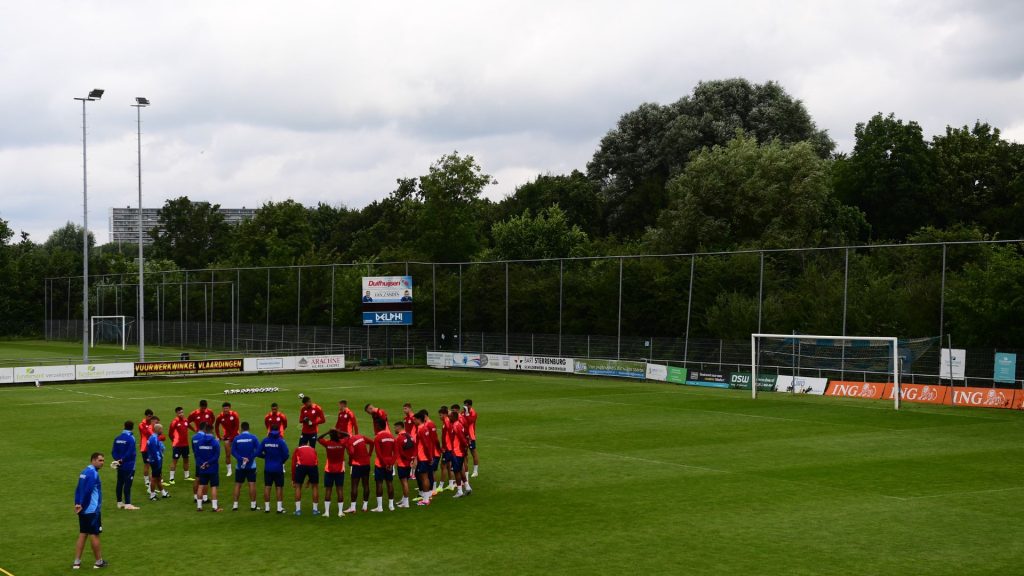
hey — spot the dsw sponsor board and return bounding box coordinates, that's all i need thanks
[573,359,645,379]
[76,363,135,381]
[448,353,510,370]
[135,359,243,376]
[0,367,13,384]
[510,356,574,373]
[727,372,778,391]
[296,355,346,371]
[825,381,887,400]
[776,376,828,395]
[685,370,729,388]
[14,365,76,383]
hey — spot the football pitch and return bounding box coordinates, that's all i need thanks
[1,364,1023,575]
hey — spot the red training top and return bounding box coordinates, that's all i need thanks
[345,434,372,467]
[299,403,326,435]
[335,407,358,435]
[318,437,347,474]
[395,431,416,468]
[170,416,190,448]
[373,430,397,468]
[187,408,215,432]
[215,410,240,440]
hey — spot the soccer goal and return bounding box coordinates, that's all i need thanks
[751,333,902,410]
[91,315,131,350]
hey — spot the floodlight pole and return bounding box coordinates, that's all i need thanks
[133,97,150,361]
[75,89,103,363]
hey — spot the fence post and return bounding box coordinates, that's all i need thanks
[939,244,947,349]
[684,255,695,365]
[617,257,623,360]
[558,259,563,357]
[330,265,335,350]
[758,251,764,334]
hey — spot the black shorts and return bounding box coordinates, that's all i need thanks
[149,461,163,479]
[350,464,370,479]
[234,468,257,483]
[323,472,345,489]
[451,455,465,473]
[415,461,431,475]
[293,465,319,486]
[198,472,219,487]
[78,512,102,535]
[443,450,453,464]
[431,457,440,472]
[172,446,190,460]
[397,466,412,480]
[299,433,317,447]
[264,471,285,487]
[469,439,476,450]
[374,466,394,481]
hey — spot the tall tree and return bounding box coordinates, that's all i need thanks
[230,200,316,265]
[833,113,934,240]
[496,170,603,237]
[490,205,588,260]
[150,197,231,270]
[588,78,834,238]
[415,152,493,262]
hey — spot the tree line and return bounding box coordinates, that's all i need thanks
[2,78,1023,348]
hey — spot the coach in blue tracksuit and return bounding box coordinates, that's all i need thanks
[73,452,107,569]
[257,427,290,513]
[231,422,260,511]
[110,421,137,509]
[194,423,222,511]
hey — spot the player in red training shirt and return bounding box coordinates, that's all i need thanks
[402,403,417,437]
[215,402,241,476]
[463,399,479,477]
[438,405,454,492]
[335,400,359,435]
[341,431,373,514]
[317,429,348,518]
[188,399,215,433]
[364,403,390,434]
[371,426,397,512]
[393,421,416,508]
[412,410,435,505]
[264,403,288,436]
[167,407,191,484]
[299,396,326,447]
[448,405,473,498]
[291,442,321,516]
[139,409,155,487]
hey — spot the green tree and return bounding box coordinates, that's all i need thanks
[648,135,866,253]
[495,170,603,236]
[230,200,317,265]
[150,197,231,270]
[43,221,95,254]
[833,113,934,240]
[415,152,494,262]
[490,205,588,260]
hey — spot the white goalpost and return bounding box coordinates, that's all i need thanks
[91,315,127,350]
[751,333,902,410]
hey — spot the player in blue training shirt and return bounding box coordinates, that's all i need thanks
[73,452,108,570]
[146,423,170,500]
[257,427,290,513]
[110,421,139,510]
[230,421,261,511]
[194,422,223,512]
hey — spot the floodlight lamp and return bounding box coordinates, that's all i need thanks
[88,89,104,99]
[135,97,150,106]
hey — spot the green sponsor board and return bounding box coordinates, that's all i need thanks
[666,366,688,385]
[728,372,778,391]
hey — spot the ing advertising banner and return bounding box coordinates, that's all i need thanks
[948,386,1014,409]
[882,383,947,405]
[825,381,886,400]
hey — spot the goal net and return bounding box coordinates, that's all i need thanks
[91,315,134,350]
[751,333,903,409]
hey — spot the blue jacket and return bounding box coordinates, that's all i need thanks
[257,429,290,473]
[231,431,260,470]
[75,464,102,514]
[194,431,221,472]
[146,432,164,465]
[111,430,137,471]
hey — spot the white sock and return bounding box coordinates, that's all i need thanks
[184,471,190,479]
[264,502,270,512]
[202,495,208,502]
[465,480,472,490]
[473,465,478,473]
[448,480,455,488]
[161,489,169,497]
[456,487,463,495]
[376,496,382,507]
[277,501,284,511]
[388,499,394,510]
[196,500,202,510]
[362,501,368,511]
[313,503,319,512]
[212,499,218,509]
[295,502,301,512]
[170,471,175,481]
[226,464,232,474]
[338,502,345,515]
[232,501,238,509]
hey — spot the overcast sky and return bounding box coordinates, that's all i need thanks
[1,1,1022,244]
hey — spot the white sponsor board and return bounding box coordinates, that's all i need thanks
[14,365,76,383]
[776,375,828,395]
[645,363,668,382]
[940,348,967,380]
[295,355,346,371]
[361,275,413,303]
[427,352,451,368]
[76,362,135,381]
[0,367,13,384]
[243,357,298,372]
[448,353,509,370]
[509,355,574,373]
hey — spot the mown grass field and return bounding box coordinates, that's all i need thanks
[0,342,1022,575]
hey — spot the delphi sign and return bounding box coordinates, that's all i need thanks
[362,276,413,326]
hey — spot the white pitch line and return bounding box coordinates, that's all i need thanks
[16,400,88,406]
[903,486,1024,500]
[49,386,116,399]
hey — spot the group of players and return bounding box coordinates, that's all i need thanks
[108,395,479,516]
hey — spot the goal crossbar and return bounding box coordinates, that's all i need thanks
[751,333,902,410]
[91,315,127,350]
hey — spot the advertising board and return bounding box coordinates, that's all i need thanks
[75,363,135,381]
[510,356,574,373]
[14,365,76,383]
[573,359,645,379]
